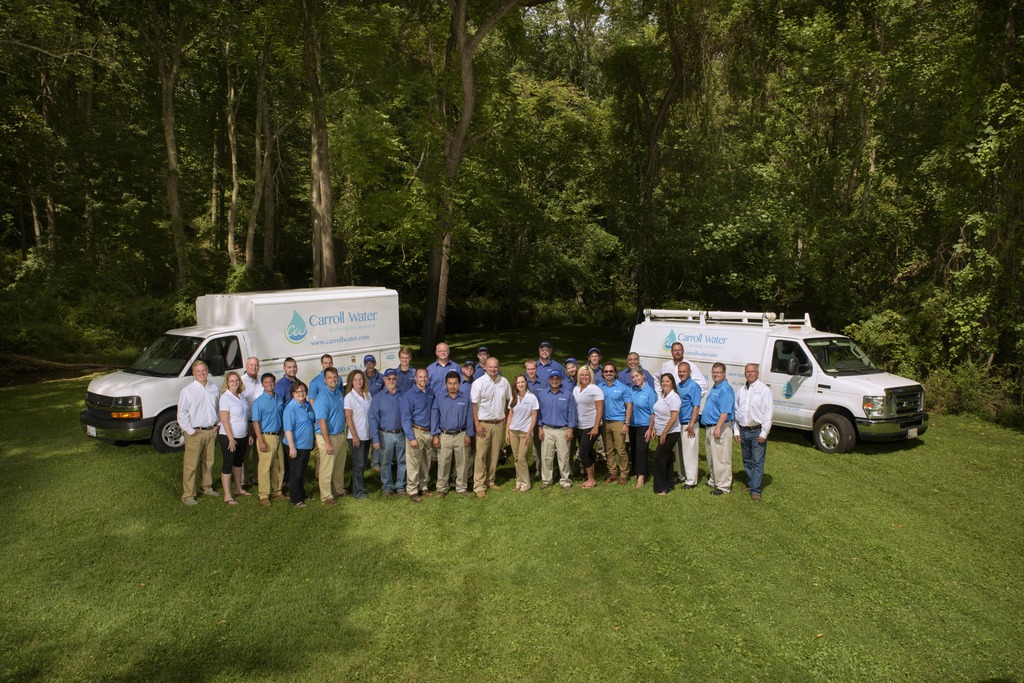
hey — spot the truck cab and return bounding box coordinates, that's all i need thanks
[81,327,248,452]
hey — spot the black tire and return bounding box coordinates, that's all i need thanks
[813,413,856,454]
[152,410,185,453]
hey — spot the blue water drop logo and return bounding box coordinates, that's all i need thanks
[782,381,794,399]
[285,310,307,344]
[662,330,677,351]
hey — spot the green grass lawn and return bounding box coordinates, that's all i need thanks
[2,353,1023,681]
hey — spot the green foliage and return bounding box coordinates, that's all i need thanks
[924,361,1005,420]
[225,263,285,293]
[0,0,1022,422]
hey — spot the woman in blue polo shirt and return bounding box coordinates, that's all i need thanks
[283,382,315,507]
[628,368,658,489]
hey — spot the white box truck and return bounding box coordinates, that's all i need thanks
[630,309,929,453]
[80,286,401,452]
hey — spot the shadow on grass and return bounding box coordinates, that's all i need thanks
[0,438,423,681]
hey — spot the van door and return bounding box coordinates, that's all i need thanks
[762,339,817,429]
[187,335,245,378]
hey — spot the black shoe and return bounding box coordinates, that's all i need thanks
[683,484,697,490]
[710,489,724,496]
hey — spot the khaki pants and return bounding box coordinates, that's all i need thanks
[314,433,347,501]
[474,421,503,492]
[601,421,629,478]
[541,426,572,487]
[674,423,700,486]
[705,421,733,492]
[436,431,469,493]
[508,430,532,491]
[182,428,217,500]
[406,426,432,495]
[257,433,284,499]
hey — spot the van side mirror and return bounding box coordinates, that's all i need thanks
[208,355,226,376]
[787,357,799,375]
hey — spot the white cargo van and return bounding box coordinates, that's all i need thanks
[80,286,401,452]
[631,310,928,453]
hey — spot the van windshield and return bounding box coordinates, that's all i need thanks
[125,334,202,377]
[805,337,883,376]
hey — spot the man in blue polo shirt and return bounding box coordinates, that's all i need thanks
[599,362,633,484]
[251,372,287,506]
[369,369,406,496]
[618,352,657,387]
[427,342,458,396]
[401,368,435,502]
[307,354,334,404]
[675,362,703,489]
[432,371,475,497]
[275,357,300,406]
[313,367,347,505]
[537,369,577,489]
[473,347,490,380]
[364,354,385,395]
[536,341,566,384]
[701,362,735,495]
[396,346,416,393]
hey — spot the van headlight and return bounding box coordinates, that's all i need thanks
[862,395,887,419]
[112,396,142,419]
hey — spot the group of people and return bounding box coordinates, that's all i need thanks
[178,340,773,507]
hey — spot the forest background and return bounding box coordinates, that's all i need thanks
[1,0,1021,425]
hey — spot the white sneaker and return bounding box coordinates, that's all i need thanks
[182,497,198,506]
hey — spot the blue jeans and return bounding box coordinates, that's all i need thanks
[739,426,766,495]
[377,430,406,494]
[348,438,369,498]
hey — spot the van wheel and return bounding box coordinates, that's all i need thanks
[152,411,185,453]
[813,414,855,454]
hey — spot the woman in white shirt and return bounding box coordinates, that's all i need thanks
[218,371,253,505]
[572,366,604,489]
[651,373,682,496]
[345,369,372,499]
[505,374,539,492]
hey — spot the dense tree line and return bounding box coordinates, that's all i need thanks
[1,1,1021,419]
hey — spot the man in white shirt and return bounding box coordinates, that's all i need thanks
[178,360,221,505]
[733,363,773,501]
[471,357,512,497]
[241,357,262,406]
[660,342,708,396]
[240,356,262,485]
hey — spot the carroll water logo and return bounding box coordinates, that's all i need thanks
[782,381,794,399]
[285,310,308,344]
[662,330,677,351]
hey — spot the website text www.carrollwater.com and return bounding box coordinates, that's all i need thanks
[311,334,371,347]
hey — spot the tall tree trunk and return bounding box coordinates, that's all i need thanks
[224,39,239,268]
[210,129,220,249]
[262,111,279,271]
[303,0,335,287]
[421,0,552,349]
[246,46,270,267]
[26,182,43,250]
[150,2,188,288]
[37,62,57,258]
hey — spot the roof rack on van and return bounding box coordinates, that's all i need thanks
[643,309,813,329]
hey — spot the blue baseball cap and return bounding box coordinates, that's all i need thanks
[383,368,397,377]
[565,357,578,365]
[588,347,601,355]
[550,369,564,379]
[364,354,376,364]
